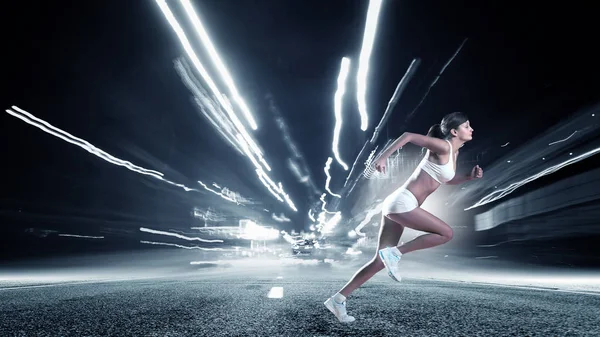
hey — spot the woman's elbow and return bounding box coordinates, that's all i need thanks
[401,132,414,142]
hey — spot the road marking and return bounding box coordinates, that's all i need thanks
[267,287,283,298]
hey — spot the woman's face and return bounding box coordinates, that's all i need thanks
[453,120,474,141]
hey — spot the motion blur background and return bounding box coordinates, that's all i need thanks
[1,0,599,270]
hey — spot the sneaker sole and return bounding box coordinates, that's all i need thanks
[378,250,401,282]
[324,300,355,323]
[324,299,336,316]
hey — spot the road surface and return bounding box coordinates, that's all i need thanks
[1,256,598,336]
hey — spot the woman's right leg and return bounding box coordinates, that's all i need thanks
[386,207,454,255]
[338,215,404,297]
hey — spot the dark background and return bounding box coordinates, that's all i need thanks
[1,1,598,263]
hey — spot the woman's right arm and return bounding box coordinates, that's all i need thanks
[378,132,450,160]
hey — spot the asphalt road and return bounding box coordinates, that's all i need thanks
[1,259,599,337]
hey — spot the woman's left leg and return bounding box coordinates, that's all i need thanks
[338,215,404,296]
[324,215,404,323]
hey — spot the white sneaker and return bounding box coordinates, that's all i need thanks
[324,297,355,323]
[378,246,402,282]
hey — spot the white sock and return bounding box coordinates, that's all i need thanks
[393,247,403,256]
[333,292,346,304]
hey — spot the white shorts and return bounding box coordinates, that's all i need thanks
[382,188,419,216]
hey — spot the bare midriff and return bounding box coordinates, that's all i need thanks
[405,170,440,207]
[405,149,457,206]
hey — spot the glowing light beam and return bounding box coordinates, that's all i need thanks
[332,57,351,170]
[180,0,258,130]
[356,0,384,131]
[324,157,342,198]
[5,106,198,193]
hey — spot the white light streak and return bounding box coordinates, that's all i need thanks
[174,58,245,155]
[58,234,104,239]
[157,1,298,210]
[344,58,420,189]
[280,230,296,244]
[140,240,227,251]
[549,131,578,146]
[321,211,342,234]
[315,211,327,232]
[5,106,198,193]
[272,213,291,222]
[308,209,316,222]
[323,157,342,198]
[255,169,284,202]
[140,227,223,243]
[332,57,351,169]
[356,0,384,131]
[288,159,309,183]
[198,180,237,204]
[180,0,258,130]
[406,39,467,121]
[320,193,337,214]
[354,203,383,235]
[370,58,421,143]
[465,146,600,210]
[269,95,320,196]
[155,1,266,169]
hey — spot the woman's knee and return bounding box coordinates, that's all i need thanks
[441,227,454,242]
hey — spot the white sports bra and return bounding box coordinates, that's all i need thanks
[421,140,456,184]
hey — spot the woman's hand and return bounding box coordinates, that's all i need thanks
[374,156,387,174]
[470,165,483,179]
